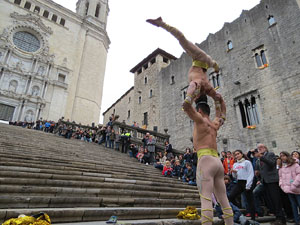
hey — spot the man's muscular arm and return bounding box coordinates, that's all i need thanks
[182,101,204,124]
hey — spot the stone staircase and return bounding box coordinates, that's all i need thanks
[0,123,277,224]
[0,123,207,224]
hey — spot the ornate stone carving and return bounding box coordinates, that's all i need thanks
[15,61,24,72]
[37,66,45,76]
[10,12,53,35]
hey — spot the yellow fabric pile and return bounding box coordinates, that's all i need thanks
[2,213,51,225]
[177,206,201,220]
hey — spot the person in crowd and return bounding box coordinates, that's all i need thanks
[146,135,156,164]
[129,144,138,158]
[137,147,145,163]
[172,159,182,179]
[291,151,300,164]
[278,151,300,225]
[105,126,111,148]
[228,150,256,221]
[154,151,167,170]
[256,143,286,225]
[98,126,106,145]
[220,151,226,164]
[114,130,120,151]
[191,147,198,171]
[123,131,131,153]
[142,133,150,149]
[142,148,151,165]
[223,151,235,176]
[182,162,196,185]
[183,147,192,164]
[164,140,173,160]
[162,160,173,177]
[109,128,116,149]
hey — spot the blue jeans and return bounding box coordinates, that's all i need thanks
[253,183,264,215]
[109,140,114,149]
[105,136,110,148]
[288,193,300,223]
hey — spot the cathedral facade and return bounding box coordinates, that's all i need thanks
[0,0,109,125]
[104,0,300,154]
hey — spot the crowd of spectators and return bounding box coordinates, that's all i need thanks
[7,117,300,225]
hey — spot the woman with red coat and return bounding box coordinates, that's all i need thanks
[278,151,300,225]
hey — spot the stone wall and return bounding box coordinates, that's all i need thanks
[159,0,300,154]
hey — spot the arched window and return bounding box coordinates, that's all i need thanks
[261,50,267,65]
[255,53,262,67]
[85,1,89,15]
[144,77,147,84]
[212,76,216,88]
[24,2,31,10]
[51,14,58,22]
[43,10,49,18]
[138,96,141,104]
[149,89,153,98]
[227,40,233,51]
[9,80,18,92]
[251,96,260,124]
[14,0,21,5]
[127,110,130,119]
[238,101,247,128]
[34,6,40,13]
[60,18,66,26]
[95,3,100,18]
[268,15,276,26]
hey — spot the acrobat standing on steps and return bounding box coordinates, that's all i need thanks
[147,17,233,225]
[146,17,226,124]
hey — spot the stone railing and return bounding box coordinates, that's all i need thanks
[54,120,102,133]
[112,121,170,152]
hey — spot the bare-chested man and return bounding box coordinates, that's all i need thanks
[182,95,233,225]
[146,17,226,123]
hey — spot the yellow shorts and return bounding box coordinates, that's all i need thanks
[192,60,209,70]
[197,148,218,159]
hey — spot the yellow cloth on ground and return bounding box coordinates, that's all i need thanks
[197,148,218,159]
[2,213,51,225]
[177,206,201,220]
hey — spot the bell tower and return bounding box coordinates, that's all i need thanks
[76,0,109,27]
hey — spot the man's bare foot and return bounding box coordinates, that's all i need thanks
[146,17,163,27]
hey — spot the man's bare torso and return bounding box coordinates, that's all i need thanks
[193,117,218,151]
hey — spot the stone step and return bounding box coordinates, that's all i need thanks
[0,168,197,193]
[0,207,204,223]
[0,184,199,200]
[0,160,191,189]
[0,195,201,209]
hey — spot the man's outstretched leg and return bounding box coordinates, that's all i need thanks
[146,17,218,71]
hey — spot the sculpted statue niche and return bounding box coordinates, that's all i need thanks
[37,66,45,76]
[31,86,40,96]
[8,80,18,92]
[24,110,34,122]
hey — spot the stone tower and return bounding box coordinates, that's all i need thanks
[64,0,110,124]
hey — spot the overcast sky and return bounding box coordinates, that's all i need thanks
[54,0,260,123]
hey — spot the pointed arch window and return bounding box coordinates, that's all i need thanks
[149,89,153,98]
[237,96,260,128]
[253,46,268,69]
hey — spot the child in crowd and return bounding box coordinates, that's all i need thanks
[172,160,182,179]
[136,147,144,163]
[162,161,173,177]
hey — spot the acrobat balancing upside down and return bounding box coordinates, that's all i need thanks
[147,17,233,225]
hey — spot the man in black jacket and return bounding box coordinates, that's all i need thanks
[255,143,286,225]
